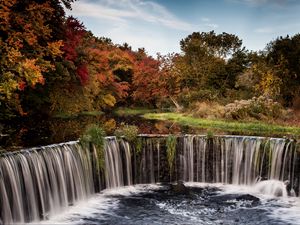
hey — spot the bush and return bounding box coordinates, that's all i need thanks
[178,89,220,107]
[189,101,225,119]
[224,96,286,121]
[80,124,106,169]
[114,123,139,142]
[166,135,177,175]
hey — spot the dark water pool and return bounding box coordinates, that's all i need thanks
[0,114,194,151]
[43,184,299,225]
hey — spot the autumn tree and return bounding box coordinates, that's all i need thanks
[132,54,161,105]
[49,33,134,114]
[0,0,74,117]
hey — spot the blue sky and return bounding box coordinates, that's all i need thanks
[67,0,300,56]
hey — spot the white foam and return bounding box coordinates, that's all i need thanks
[36,184,162,225]
[36,183,300,225]
[185,181,300,224]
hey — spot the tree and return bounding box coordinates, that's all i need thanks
[132,54,161,105]
[0,0,74,116]
[176,31,243,102]
[265,34,300,105]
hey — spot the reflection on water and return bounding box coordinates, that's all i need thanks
[0,114,193,151]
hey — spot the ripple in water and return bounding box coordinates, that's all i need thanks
[41,184,299,225]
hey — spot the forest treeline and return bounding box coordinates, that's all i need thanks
[1,0,300,121]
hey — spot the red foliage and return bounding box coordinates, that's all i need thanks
[18,81,26,91]
[132,56,164,102]
[76,64,89,85]
[62,16,86,62]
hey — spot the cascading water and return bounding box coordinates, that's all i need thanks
[0,135,299,224]
[0,142,94,224]
[178,135,298,189]
[104,137,133,188]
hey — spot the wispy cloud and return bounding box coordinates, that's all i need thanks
[205,23,219,29]
[228,0,297,7]
[254,22,300,34]
[201,17,211,22]
[254,27,274,33]
[200,17,219,28]
[70,0,194,31]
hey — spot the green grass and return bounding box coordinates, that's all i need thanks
[114,107,157,116]
[79,111,104,116]
[142,112,300,137]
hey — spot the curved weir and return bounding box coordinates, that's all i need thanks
[0,135,299,224]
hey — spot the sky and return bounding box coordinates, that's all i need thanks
[66,0,300,56]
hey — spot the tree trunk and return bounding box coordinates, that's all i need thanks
[169,96,182,112]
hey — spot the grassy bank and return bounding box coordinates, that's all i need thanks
[142,112,300,137]
[114,107,158,116]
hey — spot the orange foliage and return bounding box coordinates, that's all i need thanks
[0,0,63,99]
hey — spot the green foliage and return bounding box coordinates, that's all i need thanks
[135,137,143,154]
[264,140,273,169]
[265,34,300,105]
[114,123,139,142]
[177,31,243,100]
[166,135,177,174]
[80,124,106,170]
[114,107,157,116]
[206,130,214,139]
[143,112,300,137]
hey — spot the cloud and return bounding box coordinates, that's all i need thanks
[70,0,194,31]
[67,0,220,56]
[254,27,274,33]
[254,22,300,34]
[201,17,211,22]
[205,23,219,29]
[228,0,298,6]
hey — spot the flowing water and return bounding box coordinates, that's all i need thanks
[0,135,300,224]
[38,184,299,225]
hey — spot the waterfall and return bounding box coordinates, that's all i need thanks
[183,135,195,182]
[0,135,299,224]
[0,142,94,224]
[180,136,297,188]
[104,137,133,188]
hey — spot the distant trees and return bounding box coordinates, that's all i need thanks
[170,31,245,105]
[265,35,300,105]
[236,35,300,106]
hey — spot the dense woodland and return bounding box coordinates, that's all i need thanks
[1,0,300,123]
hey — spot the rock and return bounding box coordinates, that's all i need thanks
[236,194,260,202]
[171,181,189,194]
[284,180,292,196]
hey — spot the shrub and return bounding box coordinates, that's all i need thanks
[166,135,177,174]
[189,101,225,119]
[103,119,116,134]
[114,123,139,142]
[206,130,214,139]
[178,89,220,107]
[80,124,106,169]
[224,96,286,121]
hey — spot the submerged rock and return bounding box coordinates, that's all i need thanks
[170,181,190,194]
[236,194,260,203]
